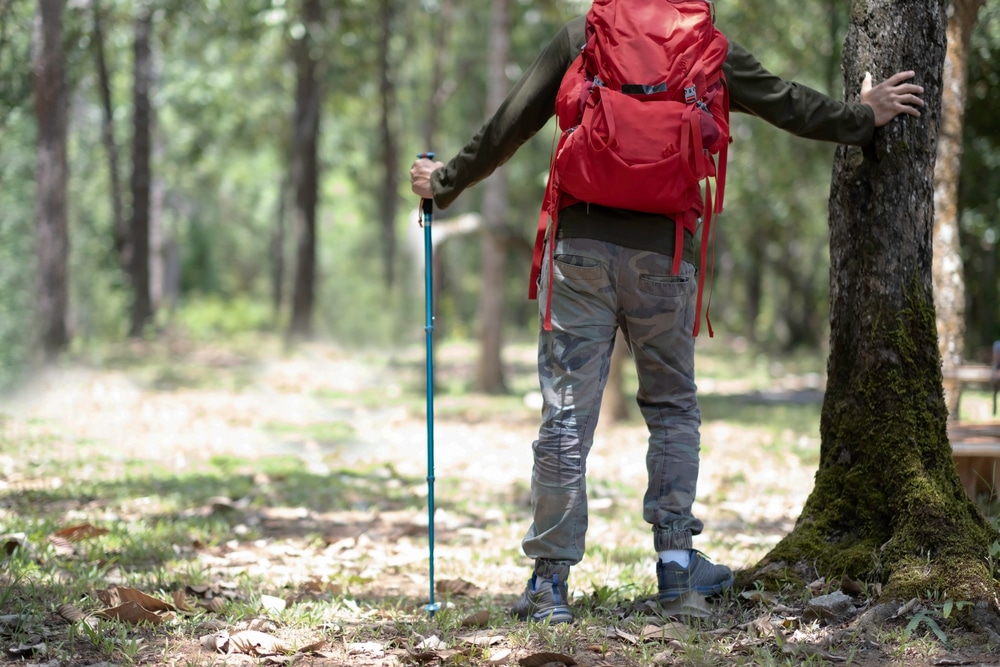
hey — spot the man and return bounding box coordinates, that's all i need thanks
[410,11,923,624]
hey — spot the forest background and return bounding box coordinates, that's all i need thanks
[2,0,1000,390]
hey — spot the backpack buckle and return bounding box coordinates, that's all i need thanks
[684,85,697,104]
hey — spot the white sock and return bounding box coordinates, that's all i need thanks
[659,550,691,567]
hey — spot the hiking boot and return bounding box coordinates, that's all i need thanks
[510,573,573,624]
[657,550,734,602]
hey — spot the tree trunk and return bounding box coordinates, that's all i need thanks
[935,0,984,419]
[473,0,510,395]
[423,0,454,151]
[378,0,399,289]
[287,0,324,340]
[91,0,126,270]
[128,6,154,337]
[745,233,764,343]
[757,0,999,605]
[272,177,288,319]
[32,0,69,357]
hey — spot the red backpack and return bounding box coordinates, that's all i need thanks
[529,0,730,336]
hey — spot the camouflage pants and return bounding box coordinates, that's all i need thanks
[523,237,703,581]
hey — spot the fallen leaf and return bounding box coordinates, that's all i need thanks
[303,578,342,596]
[48,536,75,556]
[346,642,385,657]
[518,652,577,666]
[744,614,776,638]
[105,587,177,613]
[741,589,778,604]
[460,610,490,628]
[228,630,291,656]
[235,618,278,633]
[260,595,287,614]
[53,523,109,542]
[199,597,226,613]
[1,533,27,556]
[172,590,194,612]
[56,604,86,623]
[641,622,686,642]
[436,579,482,597]
[7,641,46,658]
[200,630,229,652]
[614,628,639,644]
[894,598,920,619]
[97,601,165,625]
[417,635,446,650]
[487,647,512,665]
[296,639,328,654]
[459,633,503,647]
[406,649,440,664]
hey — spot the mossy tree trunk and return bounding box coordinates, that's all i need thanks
[757,0,1000,606]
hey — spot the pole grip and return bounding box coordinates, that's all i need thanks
[417,152,436,219]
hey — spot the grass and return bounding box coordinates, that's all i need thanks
[0,334,997,665]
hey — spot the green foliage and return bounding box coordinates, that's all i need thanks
[0,111,36,391]
[170,295,274,340]
[961,0,1000,352]
[2,0,997,358]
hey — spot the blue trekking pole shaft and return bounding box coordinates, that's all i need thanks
[418,151,440,615]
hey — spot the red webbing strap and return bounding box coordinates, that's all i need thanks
[543,212,559,331]
[715,80,730,214]
[528,205,548,301]
[529,163,561,332]
[530,126,563,301]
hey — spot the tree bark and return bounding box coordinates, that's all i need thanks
[128,6,154,337]
[378,0,399,289]
[935,0,984,418]
[757,0,999,605]
[91,0,126,271]
[32,0,69,357]
[287,0,325,340]
[423,0,454,152]
[474,0,510,395]
[272,177,288,319]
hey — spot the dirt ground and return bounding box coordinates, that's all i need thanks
[3,339,999,666]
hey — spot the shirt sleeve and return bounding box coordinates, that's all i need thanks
[431,17,585,209]
[724,40,875,146]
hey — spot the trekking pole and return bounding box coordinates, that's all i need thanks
[417,152,441,616]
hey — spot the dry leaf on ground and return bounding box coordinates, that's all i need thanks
[97,601,167,625]
[460,610,490,628]
[459,633,503,647]
[436,579,482,597]
[96,586,176,613]
[228,630,291,656]
[52,523,110,542]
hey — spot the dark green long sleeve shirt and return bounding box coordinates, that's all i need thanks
[430,16,875,259]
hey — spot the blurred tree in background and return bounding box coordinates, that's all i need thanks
[2,0,999,392]
[962,0,1000,359]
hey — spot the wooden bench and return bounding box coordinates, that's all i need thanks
[942,364,1000,500]
[947,420,1000,500]
[942,363,996,418]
